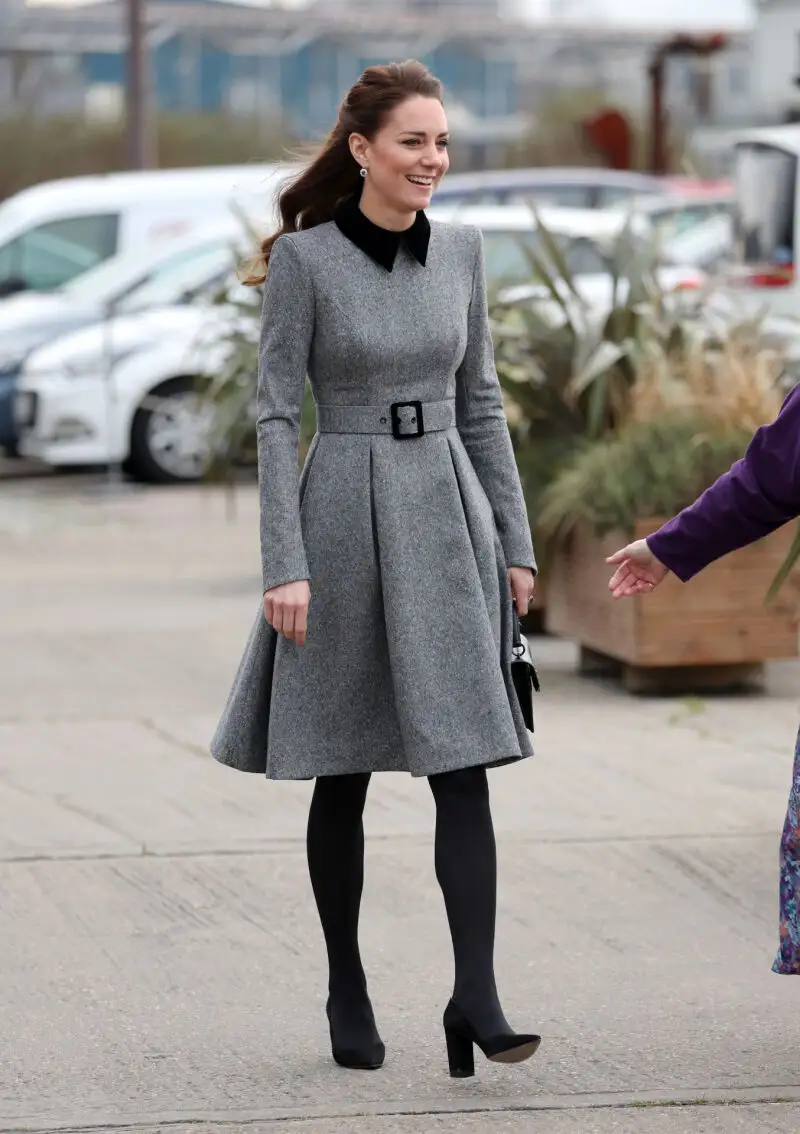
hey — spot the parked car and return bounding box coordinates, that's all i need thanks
[427,202,650,283]
[723,124,800,320]
[496,260,707,319]
[432,167,690,211]
[0,221,250,455]
[12,203,691,484]
[658,213,734,273]
[623,189,734,245]
[0,162,295,297]
[15,301,246,482]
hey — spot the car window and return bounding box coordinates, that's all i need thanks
[0,213,119,291]
[482,230,610,286]
[735,144,796,271]
[482,232,544,286]
[650,202,732,244]
[660,214,733,269]
[561,238,609,276]
[115,242,238,313]
[507,185,594,209]
[598,187,640,207]
[433,189,500,207]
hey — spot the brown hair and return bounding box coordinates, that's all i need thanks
[241,60,444,286]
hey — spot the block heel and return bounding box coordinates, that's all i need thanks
[442,999,541,1078]
[445,1025,475,1078]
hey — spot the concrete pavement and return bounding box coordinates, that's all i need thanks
[2,478,800,1133]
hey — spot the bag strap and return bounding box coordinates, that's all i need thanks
[512,603,541,691]
[511,603,524,655]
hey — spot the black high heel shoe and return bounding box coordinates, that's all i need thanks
[326,997,385,1070]
[443,999,541,1078]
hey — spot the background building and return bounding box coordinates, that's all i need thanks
[750,0,800,122]
[0,0,760,175]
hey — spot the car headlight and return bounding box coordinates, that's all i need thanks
[0,351,26,376]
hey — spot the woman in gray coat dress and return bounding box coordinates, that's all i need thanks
[211,60,541,1078]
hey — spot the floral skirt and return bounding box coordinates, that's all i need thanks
[773,726,800,974]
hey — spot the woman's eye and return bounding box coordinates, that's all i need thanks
[402,138,448,148]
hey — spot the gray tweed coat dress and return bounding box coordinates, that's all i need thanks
[211,193,537,780]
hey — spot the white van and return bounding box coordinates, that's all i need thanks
[0,162,298,297]
[726,124,800,319]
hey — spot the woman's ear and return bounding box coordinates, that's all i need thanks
[348,133,367,167]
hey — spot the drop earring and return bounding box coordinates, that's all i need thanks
[360,167,367,179]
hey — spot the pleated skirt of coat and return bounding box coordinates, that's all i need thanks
[210,425,534,779]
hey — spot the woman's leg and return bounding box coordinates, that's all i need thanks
[428,765,511,1037]
[306,772,382,1056]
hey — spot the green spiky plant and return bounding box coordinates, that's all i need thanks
[488,205,691,568]
[534,306,795,597]
[489,207,799,599]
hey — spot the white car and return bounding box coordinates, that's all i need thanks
[427,202,650,284]
[497,262,708,320]
[0,222,252,455]
[622,189,733,245]
[471,202,709,315]
[15,300,251,482]
[0,162,295,296]
[12,204,700,484]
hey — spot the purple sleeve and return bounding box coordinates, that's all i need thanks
[646,385,800,582]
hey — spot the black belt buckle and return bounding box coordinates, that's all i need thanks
[390,400,424,440]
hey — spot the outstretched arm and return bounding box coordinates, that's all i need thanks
[648,385,800,582]
[608,385,800,596]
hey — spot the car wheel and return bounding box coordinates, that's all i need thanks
[128,376,213,484]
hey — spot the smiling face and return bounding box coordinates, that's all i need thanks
[349,95,450,218]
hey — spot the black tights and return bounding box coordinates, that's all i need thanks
[306,766,509,1040]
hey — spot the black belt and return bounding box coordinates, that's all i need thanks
[316,398,455,440]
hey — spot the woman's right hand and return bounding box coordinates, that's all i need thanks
[606,539,667,599]
[263,579,310,645]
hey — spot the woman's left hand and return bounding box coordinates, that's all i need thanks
[508,566,536,616]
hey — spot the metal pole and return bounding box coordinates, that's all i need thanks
[649,51,666,175]
[87,299,140,497]
[126,0,155,169]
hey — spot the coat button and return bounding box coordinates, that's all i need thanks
[380,417,387,423]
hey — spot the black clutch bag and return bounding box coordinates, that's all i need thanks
[511,604,540,732]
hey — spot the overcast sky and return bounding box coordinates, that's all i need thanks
[30,0,758,25]
[515,0,755,27]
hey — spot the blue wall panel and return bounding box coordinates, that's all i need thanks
[83,51,123,85]
[76,35,518,133]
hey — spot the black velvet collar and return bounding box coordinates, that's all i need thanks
[334,191,430,272]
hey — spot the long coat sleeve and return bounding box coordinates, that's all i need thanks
[256,235,314,593]
[647,385,800,581]
[455,229,537,572]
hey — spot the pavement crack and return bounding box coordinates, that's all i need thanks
[0,827,781,865]
[138,718,209,760]
[4,1086,800,1132]
[52,793,146,852]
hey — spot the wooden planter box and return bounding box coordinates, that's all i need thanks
[544,518,800,692]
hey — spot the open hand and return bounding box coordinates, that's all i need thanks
[606,539,667,599]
